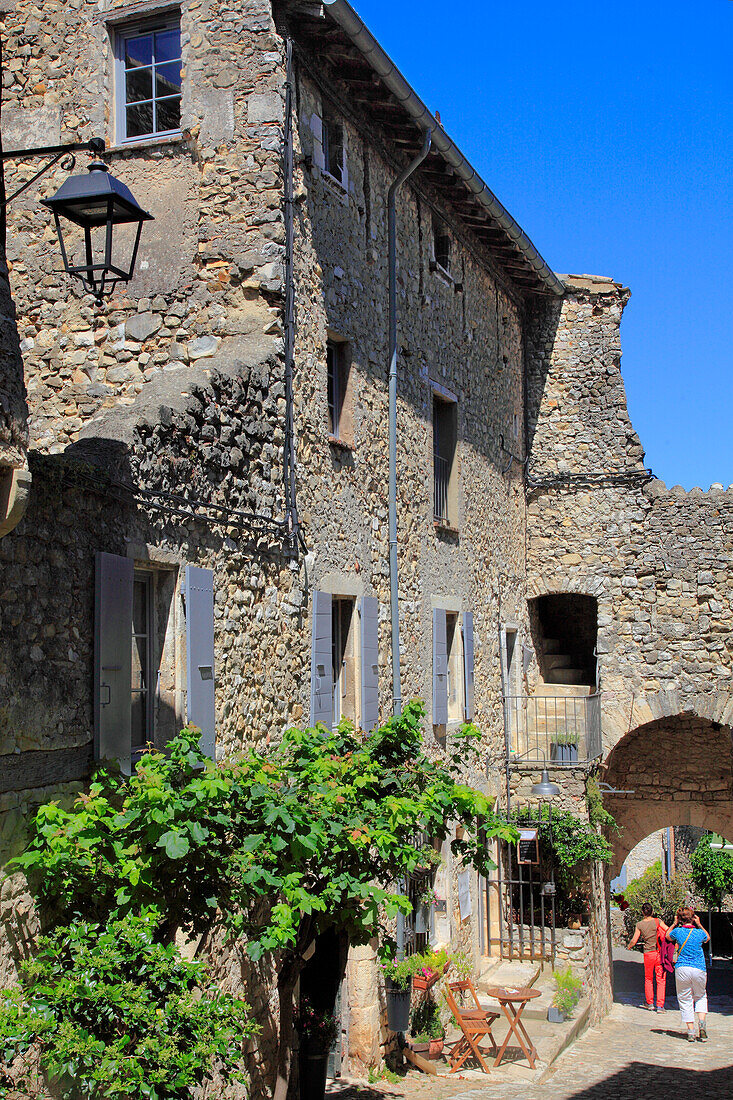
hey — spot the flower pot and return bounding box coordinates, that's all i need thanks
[385,978,411,1032]
[550,742,578,764]
[412,968,437,991]
[547,1005,566,1024]
[428,1037,445,1059]
[299,1048,330,1100]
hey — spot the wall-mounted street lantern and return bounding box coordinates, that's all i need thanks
[1,138,153,303]
[41,161,153,303]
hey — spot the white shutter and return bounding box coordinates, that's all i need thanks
[94,552,133,774]
[463,611,475,722]
[310,590,333,727]
[432,608,448,726]
[184,566,216,759]
[360,596,379,732]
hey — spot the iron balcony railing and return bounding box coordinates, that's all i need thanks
[434,453,449,522]
[504,693,602,767]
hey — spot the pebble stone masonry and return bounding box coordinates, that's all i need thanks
[0,0,731,1090]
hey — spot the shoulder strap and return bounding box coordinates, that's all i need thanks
[679,929,694,953]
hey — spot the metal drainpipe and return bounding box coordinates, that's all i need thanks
[387,129,431,719]
[283,38,299,546]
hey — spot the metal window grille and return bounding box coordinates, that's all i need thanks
[434,452,449,521]
[117,19,182,142]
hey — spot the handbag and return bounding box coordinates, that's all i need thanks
[656,920,675,973]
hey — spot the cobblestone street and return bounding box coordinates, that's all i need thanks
[330,953,733,1100]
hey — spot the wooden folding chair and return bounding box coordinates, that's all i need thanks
[444,979,500,1074]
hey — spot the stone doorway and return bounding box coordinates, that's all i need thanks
[602,713,733,877]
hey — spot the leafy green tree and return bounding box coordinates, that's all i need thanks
[622,860,691,936]
[0,914,255,1100]
[690,833,733,910]
[10,702,517,1100]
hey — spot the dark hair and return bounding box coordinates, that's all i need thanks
[641,903,653,917]
[677,906,695,924]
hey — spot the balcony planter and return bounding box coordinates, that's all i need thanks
[550,741,578,764]
[547,1005,565,1024]
[385,978,411,1032]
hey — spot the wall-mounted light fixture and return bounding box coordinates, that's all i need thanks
[2,138,153,303]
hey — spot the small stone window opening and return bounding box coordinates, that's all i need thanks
[322,108,345,185]
[327,337,352,443]
[530,593,598,688]
[433,217,451,274]
[115,16,182,142]
[433,392,458,526]
[331,596,357,728]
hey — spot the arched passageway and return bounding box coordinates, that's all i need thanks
[602,713,733,876]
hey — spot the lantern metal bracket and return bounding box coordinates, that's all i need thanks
[0,138,105,207]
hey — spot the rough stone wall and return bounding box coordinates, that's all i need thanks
[623,829,664,882]
[1,0,286,453]
[526,275,733,878]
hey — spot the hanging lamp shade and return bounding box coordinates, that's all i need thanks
[531,769,560,799]
[41,161,153,302]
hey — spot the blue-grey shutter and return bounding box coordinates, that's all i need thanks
[310,590,333,727]
[94,551,134,774]
[360,596,379,732]
[463,611,475,722]
[432,608,448,725]
[184,565,216,759]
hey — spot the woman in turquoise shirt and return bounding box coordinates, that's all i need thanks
[666,907,710,1042]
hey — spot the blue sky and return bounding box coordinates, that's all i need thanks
[352,0,733,489]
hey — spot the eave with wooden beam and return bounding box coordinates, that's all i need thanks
[277,0,563,299]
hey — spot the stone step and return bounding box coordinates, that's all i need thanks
[534,683,594,698]
[545,653,575,670]
[546,668,587,685]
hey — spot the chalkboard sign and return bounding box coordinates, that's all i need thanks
[517,828,539,865]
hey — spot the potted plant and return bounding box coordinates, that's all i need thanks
[547,966,583,1023]
[550,730,579,764]
[297,1000,339,1100]
[412,946,449,991]
[381,956,419,1032]
[409,991,445,1059]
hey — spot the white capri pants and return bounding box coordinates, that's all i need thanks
[675,966,708,1023]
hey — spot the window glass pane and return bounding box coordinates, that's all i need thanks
[155,28,181,64]
[156,96,181,133]
[133,579,148,635]
[126,67,153,104]
[131,694,147,750]
[125,34,153,69]
[155,61,181,98]
[127,102,154,138]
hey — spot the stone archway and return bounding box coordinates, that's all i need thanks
[602,713,733,875]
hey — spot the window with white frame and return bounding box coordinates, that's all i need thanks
[327,337,352,442]
[95,554,215,773]
[115,16,182,143]
[310,592,380,733]
[322,107,345,185]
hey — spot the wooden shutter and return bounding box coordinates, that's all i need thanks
[310,590,333,727]
[185,565,216,759]
[463,611,475,722]
[360,596,379,732]
[432,607,448,726]
[94,551,134,774]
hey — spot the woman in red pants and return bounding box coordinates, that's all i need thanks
[628,902,669,1010]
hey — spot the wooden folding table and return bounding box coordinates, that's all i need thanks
[483,985,541,1069]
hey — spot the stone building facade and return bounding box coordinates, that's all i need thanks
[0,0,732,1085]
